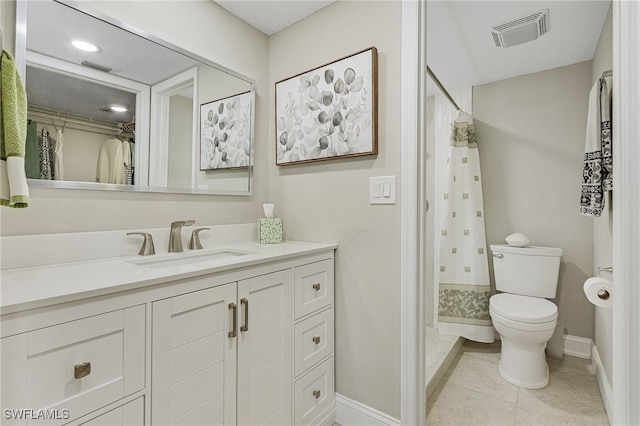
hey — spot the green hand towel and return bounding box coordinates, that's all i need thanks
[1,49,30,208]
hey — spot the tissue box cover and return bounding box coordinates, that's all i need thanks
[258,218,283,244]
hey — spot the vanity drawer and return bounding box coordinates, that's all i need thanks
[1,306,145,425]
[78,397,144,426]
[294,308,334,376]
[294,259,334,319]
[294,357,334,426]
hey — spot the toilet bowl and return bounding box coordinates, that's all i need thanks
[489,243,562,389]
[489,293,558,389]
[489,244,562,389]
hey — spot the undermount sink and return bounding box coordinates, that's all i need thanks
[128,248,255,269]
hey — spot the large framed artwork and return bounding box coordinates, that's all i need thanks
[200,90,253,170]
[275,47,378,166]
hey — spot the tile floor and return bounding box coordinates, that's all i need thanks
[426,340,610,426]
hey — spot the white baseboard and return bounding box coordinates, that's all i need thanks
[592,345,613,425]
[563,335,592,359]
[335,393,400,426]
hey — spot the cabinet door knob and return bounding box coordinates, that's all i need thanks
[74,362,91,379]
[312,283,321,291]
[228,303,237,338]
[312,336,321,344]
[313,389,321,399]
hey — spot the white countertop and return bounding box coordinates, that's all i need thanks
[1,241,336,315]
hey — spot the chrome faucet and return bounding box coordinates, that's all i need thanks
[168,220,195,253]
[126,232,156,256]
[189,228,210,250]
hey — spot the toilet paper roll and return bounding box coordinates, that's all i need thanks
[583,277,613,308]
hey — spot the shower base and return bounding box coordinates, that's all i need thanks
[426,326,463,400]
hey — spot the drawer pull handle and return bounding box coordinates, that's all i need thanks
[74,362,91,379]
[240,298,249,332]
[312,336,321,344]
[313,389,321,399]
[228,303,237,338]
[312,283,321,291]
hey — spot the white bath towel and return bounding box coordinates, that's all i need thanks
[580,77,612,217]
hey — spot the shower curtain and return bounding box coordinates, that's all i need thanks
[437,108,494,343]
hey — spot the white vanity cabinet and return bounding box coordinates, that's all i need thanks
[1,240,336,426]
[151,270,293,425]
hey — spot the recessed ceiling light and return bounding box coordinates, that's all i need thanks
[72,40,101,53]
[110,105,128,113]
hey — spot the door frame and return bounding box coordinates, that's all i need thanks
[611,1,640,424]
[400,0,640,424]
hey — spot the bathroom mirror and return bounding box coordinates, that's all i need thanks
[16,0,254,195]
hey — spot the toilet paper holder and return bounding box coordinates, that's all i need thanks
[597,266,613,276]
[596,267,613,300]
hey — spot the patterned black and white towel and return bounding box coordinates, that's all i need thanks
[580,77,612,217]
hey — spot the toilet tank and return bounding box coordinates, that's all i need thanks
[490,244,563,298]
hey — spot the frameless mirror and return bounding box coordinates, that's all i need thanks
[17,0,254,195]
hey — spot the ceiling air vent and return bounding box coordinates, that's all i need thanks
[81,60,112,73]
[491,9,549,48]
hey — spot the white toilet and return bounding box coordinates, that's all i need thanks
[489,244,563,389]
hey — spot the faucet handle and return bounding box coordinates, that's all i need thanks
[189,228,210,250]
[171,220,196,228]
[127,232,156,256]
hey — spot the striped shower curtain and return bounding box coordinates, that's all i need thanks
[437,110,494,343]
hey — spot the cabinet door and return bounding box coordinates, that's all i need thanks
[152,283,237,426]
[237,270,293,426]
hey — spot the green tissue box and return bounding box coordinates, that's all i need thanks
[258,218,283,244]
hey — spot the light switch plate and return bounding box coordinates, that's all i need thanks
[370,176,396,204]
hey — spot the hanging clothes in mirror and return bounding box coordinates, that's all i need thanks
[39,125,54,180]
[25,120,40,179]
[96,137,126,184]
[53,122,65,180]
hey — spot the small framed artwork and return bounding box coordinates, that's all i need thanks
[200,90,253,170]
[275,46,378,166]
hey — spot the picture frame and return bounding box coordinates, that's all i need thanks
[200,90,253,171]
[275,47,378,166]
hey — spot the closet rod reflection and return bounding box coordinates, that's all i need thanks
[427,65,461,112]
[29,118,115,137]
[28,108,124,135]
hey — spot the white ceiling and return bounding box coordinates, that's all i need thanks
[213,0,337,35]
[427,1,611,96]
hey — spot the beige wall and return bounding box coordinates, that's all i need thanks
[1,1,270,236]
[474,61,595,339]
[591,5,614,385]
[268,1,402,418]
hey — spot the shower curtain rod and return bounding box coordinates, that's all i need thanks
[427,65,461,112]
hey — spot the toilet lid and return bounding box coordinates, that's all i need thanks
[490,293,558,323]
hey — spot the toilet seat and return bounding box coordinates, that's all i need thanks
[490,293,557,323]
